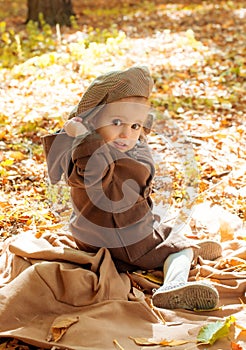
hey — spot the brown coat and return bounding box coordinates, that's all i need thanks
[42,131,193,271]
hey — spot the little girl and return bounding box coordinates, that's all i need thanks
[42,66,221,310]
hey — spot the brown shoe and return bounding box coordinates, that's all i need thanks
[152,281,219,310]
[193,240,222,261]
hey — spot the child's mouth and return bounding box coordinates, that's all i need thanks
[112,140,129,150]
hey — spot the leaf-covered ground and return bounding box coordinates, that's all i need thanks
[0,0,245,348]
[0,0,245,242]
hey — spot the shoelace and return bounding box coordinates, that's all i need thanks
[152,281,186,294]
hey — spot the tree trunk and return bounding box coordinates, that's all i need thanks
[26,0,75,26]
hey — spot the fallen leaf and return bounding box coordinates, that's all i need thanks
[231,341,244,350]
[129,336,192,347]
[9,151,26,161]
[220,219,235,241]
[47,315,79,342]
[197,316,236,345]
[217,258,246,272]
[132,271,163,285]
[234,321,246,339]
[160,339,191,346]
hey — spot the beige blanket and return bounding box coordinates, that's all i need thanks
[0,232,246,350]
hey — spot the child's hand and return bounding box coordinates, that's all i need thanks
[64,117,88,137]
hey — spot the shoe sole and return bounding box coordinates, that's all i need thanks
[152,282,219,310]
[195,240,222,261]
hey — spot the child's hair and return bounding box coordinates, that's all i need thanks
[69,65,154,133]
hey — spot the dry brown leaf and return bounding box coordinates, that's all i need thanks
[129,336,156,346]
[47,315,79,342]
[159,339,192,346]
[132,271,163,285]
[231,341,244,350]
[37,223,65,231]
[129,336,192,347]
[234,321,246,340]
[217,257,246,272]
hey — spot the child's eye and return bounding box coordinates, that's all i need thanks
[112,119,122,126]
[131,123,141,130]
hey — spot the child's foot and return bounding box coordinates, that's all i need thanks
[152,281,219,310]
[194,240,222,261]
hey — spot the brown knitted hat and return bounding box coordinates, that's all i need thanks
[69,65,154,131]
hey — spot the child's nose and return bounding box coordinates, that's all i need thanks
[119,124,131,138]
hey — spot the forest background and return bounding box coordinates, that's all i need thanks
[0,0,245,348]
[0,0,245,268]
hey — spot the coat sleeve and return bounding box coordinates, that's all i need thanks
[41,131,75,184]
[127,140,155,178]
[68,132,119,189]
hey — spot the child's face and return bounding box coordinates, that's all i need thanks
[93,97,150,152]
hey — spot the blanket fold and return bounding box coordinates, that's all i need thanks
[0,232,246,349]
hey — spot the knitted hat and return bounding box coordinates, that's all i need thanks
[69,65,154,131]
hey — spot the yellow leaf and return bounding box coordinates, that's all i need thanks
[47,316,79,342]
[0,201,9,208]
[218,258,246,272]
[0,159,13,167]
[132,271,163,285]
[162,84,169,92]
[0,130,6,139]
[219,219,235,242]
[35,231,43,238]
[197,316,236,345]
[9,151,26,161]
[38,223,64,231]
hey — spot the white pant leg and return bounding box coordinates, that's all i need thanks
[163,248,194,285]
